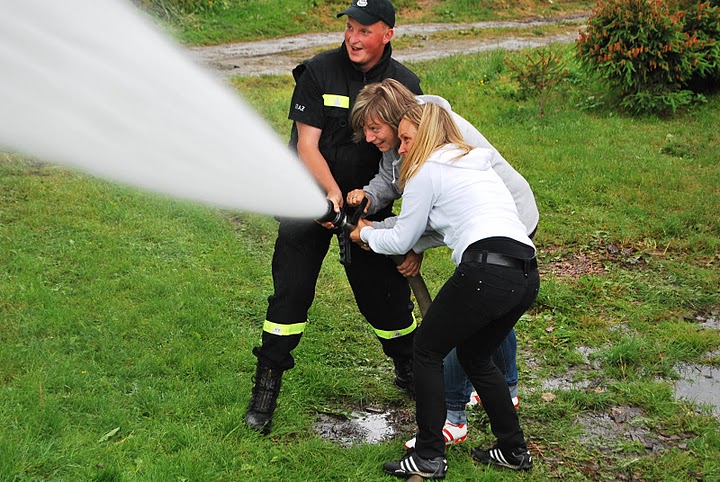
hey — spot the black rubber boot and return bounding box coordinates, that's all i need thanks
[245,363,283,434]
[393,357,415,398]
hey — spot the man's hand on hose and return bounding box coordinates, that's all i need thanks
[319,189,343,230]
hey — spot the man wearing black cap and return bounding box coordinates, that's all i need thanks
[245,0,423,436]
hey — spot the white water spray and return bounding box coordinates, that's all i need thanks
[0,0,326,218]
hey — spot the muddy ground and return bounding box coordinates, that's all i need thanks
[187,13,588,78]
[309,249,719,470]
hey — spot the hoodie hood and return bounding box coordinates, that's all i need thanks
[426,144,493,172]
[416,94,452,111]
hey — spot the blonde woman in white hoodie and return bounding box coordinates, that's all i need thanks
[351,103,539,479]
[349,78,537,450]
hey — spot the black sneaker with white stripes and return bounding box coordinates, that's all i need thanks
[383,451,448,479]
[471,445,533,471]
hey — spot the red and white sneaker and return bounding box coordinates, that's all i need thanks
[404,420,467,450]
[467,391,519,409]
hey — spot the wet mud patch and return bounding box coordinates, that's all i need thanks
[601,241,653,267]
[675,309,720,416]
[534,343,720,417]
[540,237,657,278]
[541,250,606,278]
[314,406,415,447]
[686,306,720,330]
[674,357,720,417]
[538,375,604,396]
[526,345,604,392]
[577,406,693,453]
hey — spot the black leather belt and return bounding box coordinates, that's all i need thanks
[461,250,537,271]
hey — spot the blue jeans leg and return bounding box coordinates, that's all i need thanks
[444,328,519,414]
[493,329,519,398]
[444,348,473,411]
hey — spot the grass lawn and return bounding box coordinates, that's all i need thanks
[1,5,719,482]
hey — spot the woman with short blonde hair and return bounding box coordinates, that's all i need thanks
[350,78,417,143]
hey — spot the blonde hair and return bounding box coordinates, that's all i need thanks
[351,78,418,143]
[398,103,473,188]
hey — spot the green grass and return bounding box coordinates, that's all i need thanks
[2,9,720,482]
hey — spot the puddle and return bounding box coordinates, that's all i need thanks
[577,406,690,453]
[673,308,720,415]
[674,362,720,416]
[541,376,596,392]
[699,318,720,330]
[577,345,602,368]
[538,346,603,392]
[693,308,719,330]
[538,353,720,417]
[314,407,414,447]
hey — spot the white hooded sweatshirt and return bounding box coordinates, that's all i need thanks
[360,144,533,266]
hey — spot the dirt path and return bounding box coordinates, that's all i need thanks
[187,13,588,78]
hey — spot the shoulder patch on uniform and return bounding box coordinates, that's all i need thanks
[322,94,350,109]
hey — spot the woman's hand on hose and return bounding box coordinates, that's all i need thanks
[350,218,372,250]
[346,189,371,213]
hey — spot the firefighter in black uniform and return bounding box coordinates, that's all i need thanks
[245,0,423,434]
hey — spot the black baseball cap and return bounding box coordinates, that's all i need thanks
[337,0,395,28]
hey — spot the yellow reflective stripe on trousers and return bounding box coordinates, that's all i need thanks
[263,320,306,336]
[322,94,350,109]
[373,315,417,340]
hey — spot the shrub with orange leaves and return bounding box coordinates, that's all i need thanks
[577,0,719,114]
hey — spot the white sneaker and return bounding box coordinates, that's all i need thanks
[467,391,519,409]
[404,420,467,450]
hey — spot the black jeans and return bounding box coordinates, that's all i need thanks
[254,218,415,371]
[413,238,540,459]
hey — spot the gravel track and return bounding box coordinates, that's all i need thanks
[187,13,588,78]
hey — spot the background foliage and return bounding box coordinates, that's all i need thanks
[576,0,720,114]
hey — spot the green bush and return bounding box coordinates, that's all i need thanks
[505,48,569,118]
[677,0,720,90]
[576,0,719,115]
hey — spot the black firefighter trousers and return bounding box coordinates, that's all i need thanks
[253,218,415,372]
